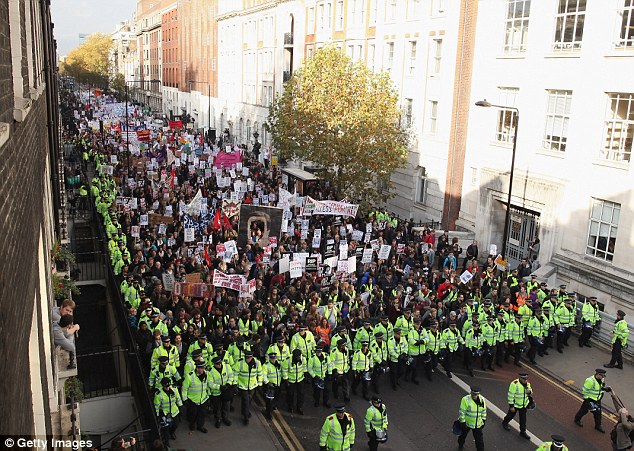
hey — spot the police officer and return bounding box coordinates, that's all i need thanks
[405,319,426,384]
[330,339,351,402]
[154,377,183,441]
[308,344,331,407]
[283,348,307,414]
[442,320,464,379]
[364,396,388,451]
[149,355,181,391]
[536,434,568,451]
[502,372,533,440]
[181,361,211,433]
[262,351,283,419]
[604,310,629,369]
[352,341,373,400]
[209,355,234,428]
[579,296,600,348]
[370,331,388,394]
[387,327,407,390]
[233,350,263,425]
[457,386,487,451]
[555,298,575,352]
[319,403,356,451]
[574,368,612,432]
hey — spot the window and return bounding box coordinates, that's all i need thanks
[408,41,417,74]
[553,0,586,51]
[602,93,634,162]
[504,0,531,53]
[385,42,394,72]
[336,1,344,30]
[586,199,620,261]
[350,0,364,25]
[408,0,422,20]
[368,43,376,71]
[616,1,634,48]
[428,100,438,134]
[386,0,397,22]
[404,98,413,127]
[308,7,315,33]
[471,168,478,187]
[495,88,519,143]
[319,4,324,30]
[307,47,314,59]
[417,171,428,204]
[369,0,377,25]
[326,2,333,29]
[543,90,572,152]
[431,39,442,74]
[431,0,445,14]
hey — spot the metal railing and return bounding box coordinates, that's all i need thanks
[76,346,131,399]
[573,298,634,358]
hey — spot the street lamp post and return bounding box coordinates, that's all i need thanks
[475,99,520,263]
[188,80,211,136]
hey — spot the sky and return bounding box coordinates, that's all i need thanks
[51,0,137,56]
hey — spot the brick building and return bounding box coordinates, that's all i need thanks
[0,0,73,440]
[161,3,179,93]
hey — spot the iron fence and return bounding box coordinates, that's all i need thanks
[76,346,132,399]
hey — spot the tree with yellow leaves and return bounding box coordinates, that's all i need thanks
[266,45,409,207]
[61,33,113,87]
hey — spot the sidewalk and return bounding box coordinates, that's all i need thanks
[532,336,633,414]
[169,406,285,451]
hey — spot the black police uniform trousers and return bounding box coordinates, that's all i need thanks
[505,342,523,365]
[443,350,456,375]
[404,355,420,382]
[371,366,383,393]
[574,399,602,428]
[211,388,232,422]
[286,380,305,410]
[481,346,494,370]
[495,341,506,366]
[458,425,484,451]
[367,430,380,451]
[332,371,350,400]
[186,400,207,429]
[313,378,329,406]
[388,360,403,389]
[240,388,254,420]
[464,348,479,373]
[424,353,439,381]
[609,341,624,367]
[502,406,527,432]
[527,336,543,363]
[557,327,571,350]
[352,371,370,398]
[579,326,594,347]
[265,384,281,416]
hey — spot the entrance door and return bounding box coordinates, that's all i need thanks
[506,207,540,269]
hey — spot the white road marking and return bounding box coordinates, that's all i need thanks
[449,373,544,446]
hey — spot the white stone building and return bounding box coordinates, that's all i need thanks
[462,0,634,314]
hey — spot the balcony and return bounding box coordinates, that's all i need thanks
[284,32,293,47]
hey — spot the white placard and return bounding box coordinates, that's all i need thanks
[184,228,195,242]
[139,214,148,226]
[378,244,391,260]
[460,271,474,284]
[362,248,373,264]
[290,261,303,278]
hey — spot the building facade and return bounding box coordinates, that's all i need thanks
[111,21,134,79]
[462,0,634,314]
[0,0,72,440]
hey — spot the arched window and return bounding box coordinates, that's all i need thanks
[238,118,244,144]
[246,119,252,143]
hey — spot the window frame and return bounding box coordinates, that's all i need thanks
[615,0,634,48]
[586,198,620,262]
[542,89,573,152]
[431,38,442,75]
[428,100,439,134]
[552,0,586,52]
[504,0,531,54]
[408,40,417,75]
[601,92,634,163]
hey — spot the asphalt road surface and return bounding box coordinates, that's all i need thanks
[266,362,614,451]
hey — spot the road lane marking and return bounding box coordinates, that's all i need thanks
[449,373,544,447]
[255,393,304,451]
[271,413,297,451]
[528,365,617,424]
[273,409,305,451]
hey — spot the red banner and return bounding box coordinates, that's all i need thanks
[169,120,183,130]
[172,282,214,298]
[136,130,151,142]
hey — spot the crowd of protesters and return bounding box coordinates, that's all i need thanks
[60,85,618,449]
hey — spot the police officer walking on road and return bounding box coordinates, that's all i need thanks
[574,368,611,432]
[502,372,533,440]
[579,296,600,348]
[536,434,568,450]
[457,386,487,451]
[604,310,629,370]
[364,395,388,451]
[319,403,356,451]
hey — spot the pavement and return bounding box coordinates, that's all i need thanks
[164,333,628,451]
